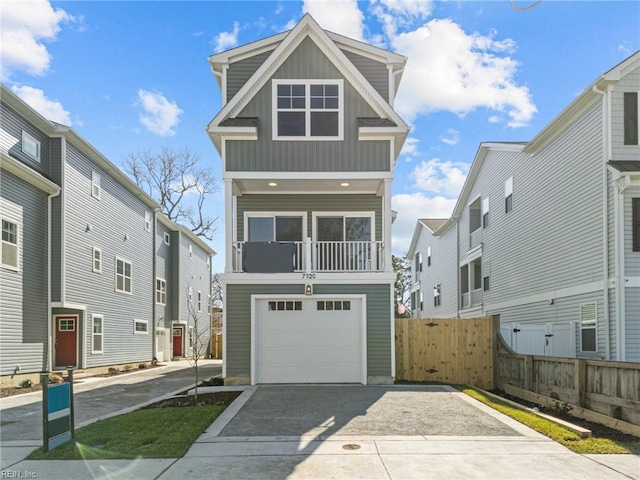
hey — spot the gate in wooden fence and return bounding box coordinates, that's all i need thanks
[395,317,495,390]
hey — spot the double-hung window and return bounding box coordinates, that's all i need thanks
[633,198,640,252]
[580,303,597,352]
[156,278,166,305]
[482,197,490,228]
[92,315,103,354]
[273,80,343,140]
[1,219,19,270]
[22,131,40,162]
[197,291,202,312]
[505,177,513,213]
[433,285,441,307]
[92,247,102,273]
[92,171,101,199]
[115,257,132,294]
[624,92,639,145]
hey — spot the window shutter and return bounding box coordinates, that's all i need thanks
[624,92,638,146]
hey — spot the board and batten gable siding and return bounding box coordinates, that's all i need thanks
[226,37,390,172]
[50,138,63,303]
[610,64,640,161]
[0,171,49,375]
[236,194,383,241]
[224,283,392,378]
[226,50,274,102]
[63,141,154,367]
[341,49,389,102]
[471,103,604,308]
[155,222,173,328]
[0,102,51,177]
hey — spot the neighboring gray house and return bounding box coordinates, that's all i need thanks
[408,51,640,361]
[207,14,409,385]
[0,84,214,380]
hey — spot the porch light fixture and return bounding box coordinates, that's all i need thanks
[268,182,278,187]
[305,284,313,295]
[340,182,350,187]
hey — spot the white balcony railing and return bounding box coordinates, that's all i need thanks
[461,288,483,309]
[470,228,482,249]
[232,239,384,273]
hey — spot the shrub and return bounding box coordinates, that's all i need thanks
[18,379,33,388]
[138,363,148,369]
[107,367,120,375]
[122,365,133,372]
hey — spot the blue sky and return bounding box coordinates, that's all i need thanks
[2,0,638,272]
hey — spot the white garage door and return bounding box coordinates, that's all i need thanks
[256,298,362,384]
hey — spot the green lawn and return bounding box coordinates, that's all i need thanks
[28,404,225,460]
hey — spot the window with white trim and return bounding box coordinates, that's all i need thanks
[92,171,101,199]
[92,315,103,353]
[427,246,431,267]
[197,291,202,312]
[580,303,597,352]
[419,291,424,311]
[273,80,343,140]
[144,211,152,232]
[164,232,170,245]
[92,247,101,273]
[156,278,166,305]
[1,219,19,270]
[188,326,194,348]
[414,252,422,280]
[21,130,40,162]
[624,92,639,145]
[188,244,192,259]
[188,286,193,302]
[433,284,441,307]
[505,177,513,213]
[633,198,640,252]
[482,197,490,228]
[115,258,132,293]
[134,319,148,334]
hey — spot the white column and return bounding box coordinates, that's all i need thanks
[224,179,233,273]
[383,179,393,272]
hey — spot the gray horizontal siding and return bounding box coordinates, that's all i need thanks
[155,222,172,328]
[227,37,389,172]
[227,50,273,102]
[225,283,392,378]
[63,141,154,367]
[50,138,63,303]
[0,171,49,375]
[341,49,389,102]
[0,101,51,177]
[236,194,383,241]
[611,66,640,161]
[625,287,640,361]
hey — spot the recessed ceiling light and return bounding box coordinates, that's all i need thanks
[341,182,350,187]
[268,182,278,187]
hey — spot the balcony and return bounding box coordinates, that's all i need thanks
[470,227,482,250]
[461,288,483,309]
[232,239,385,273]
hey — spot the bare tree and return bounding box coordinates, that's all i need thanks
[124,146,219,240]
[393,254,411,314]
[211,272,223,309]
[185,285,211,401]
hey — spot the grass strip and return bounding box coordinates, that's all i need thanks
[28,404,224,460]
[461,386,639,454]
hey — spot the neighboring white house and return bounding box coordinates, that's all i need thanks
[408,51,640,361]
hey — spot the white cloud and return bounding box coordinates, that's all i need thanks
[370,0,433,39]
[302,0,364,40]
[11,85,71,125]
[392,19,537,127]
[400,136,420,156]
[410,158,469,196]
[0,0,72,80]
[136,89,183,136]
[391,193,456,254]
[618,41,631,55]
[214,21,240,53]
[439,128,459,146]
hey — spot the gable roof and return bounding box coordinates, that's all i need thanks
[420,218,447,232]
[407,218,448,257]
[206,14,409,156]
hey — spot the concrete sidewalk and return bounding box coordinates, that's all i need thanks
[1,383,638,480]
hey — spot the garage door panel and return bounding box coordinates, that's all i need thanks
[260,332,359,349]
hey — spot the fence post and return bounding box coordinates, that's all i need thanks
[574,359,586,407]
[41,372,49,452]
[524,356,534,392]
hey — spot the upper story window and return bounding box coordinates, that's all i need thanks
[414,252,422,279]
[115,257,132,294]
[482,197,490,228]
[433,284,441,307]
[632,198,640,252]
[144,211,152,232]
[505,177,513,214]
[21,131,40,162]
[1,219,19,271]
[272,80,343,140]
[92,247,102,273]
[164,232,171,246]
[624,92,638,145]
[92,171,101,200]
[188,244,193,259]
[427,246,431,267]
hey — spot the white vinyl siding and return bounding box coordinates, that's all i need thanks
[1,218,19,271]
[92,315,103,354]
[21,130,40,162]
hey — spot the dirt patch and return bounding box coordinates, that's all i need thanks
[0,384,42,398]
[144,391,241,408]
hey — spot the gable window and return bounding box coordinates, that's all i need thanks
[92,171,101,199]
[92,315,103,354]
[134,319,148,334]
[1,219,19,270]
[92,247,102,273]
[482,197,490,228]
[415,252,422,277]
[156,278,166,305]
[145,211,152,232]
[22,131,40,162]
[433,285,441,307]
[115,257,132,294]
[624,92,638,145]
[580,303,597,352]
[633,198,640,252]
[505,177,513,214]
[188,244,193,259]
[164,232,171,246]
[273,80,343,140]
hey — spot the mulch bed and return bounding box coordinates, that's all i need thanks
[144,391,241,408]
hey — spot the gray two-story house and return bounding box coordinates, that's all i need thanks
[207,14,409,385]
[408,52,640,361]
[0,84,214,383]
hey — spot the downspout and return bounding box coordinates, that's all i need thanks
[151,209,159,361]
[47,188,61,372]
[592,84,611,360]
[456,220,460,318]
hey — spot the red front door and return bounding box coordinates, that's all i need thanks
[173,326,183,357]
[55,316,77,367]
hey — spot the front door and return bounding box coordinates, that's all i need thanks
[55,316,77,367]
[172,326,184,357]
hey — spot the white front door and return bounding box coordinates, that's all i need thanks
[255,298,363,384]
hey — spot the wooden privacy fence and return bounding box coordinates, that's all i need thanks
[496,338,640,431]
[395,317,495,390]
[211,334,223,359]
